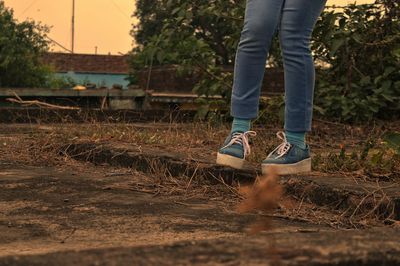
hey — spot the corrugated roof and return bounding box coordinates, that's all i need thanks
[42,52,129,74]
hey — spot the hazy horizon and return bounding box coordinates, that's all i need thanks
[4,0,374,55]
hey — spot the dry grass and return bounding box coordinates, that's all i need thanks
[2,119,399,180]
[0,121,399,229]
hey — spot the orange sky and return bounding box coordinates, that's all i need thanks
[4,0,373,55]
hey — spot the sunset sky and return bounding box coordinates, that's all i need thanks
[4,0,374,55]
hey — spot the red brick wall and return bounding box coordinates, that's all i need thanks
[137,65,284,95]
[42,53,129,74]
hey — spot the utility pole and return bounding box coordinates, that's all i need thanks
[71,0,75,53]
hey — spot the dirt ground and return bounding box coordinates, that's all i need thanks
[0,163,247,255]
[0,123,399,265]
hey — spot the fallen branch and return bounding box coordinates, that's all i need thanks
[6,92,80,110]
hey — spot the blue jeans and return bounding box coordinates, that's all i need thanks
[231,0,327,132]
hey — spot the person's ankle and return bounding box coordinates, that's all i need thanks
[231,117,251,133]
[285,131,306,149]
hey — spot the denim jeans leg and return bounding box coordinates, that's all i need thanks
[230,0,284,119]
[280,0,327,132]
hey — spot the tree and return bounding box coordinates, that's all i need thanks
[0,1,51,88]
[132,0,246,65]
[129,0,282,115]
[132,0,171,47]
[130,0,399,122]
[312,1,400,121]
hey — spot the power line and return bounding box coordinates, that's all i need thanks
[20,0,40,16]
[109,0,131,21]
[46,35,73,53]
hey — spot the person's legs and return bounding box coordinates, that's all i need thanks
[230,0,285,120]
[262,0,327,175]
[280,0,327,133]
[217,0,284,169]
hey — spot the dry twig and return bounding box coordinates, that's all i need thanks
[6,92,80,110]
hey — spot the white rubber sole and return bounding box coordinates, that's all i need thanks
[261,158,311,176]
[216,152,244,170]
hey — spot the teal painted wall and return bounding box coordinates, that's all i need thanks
[57,72,129,89]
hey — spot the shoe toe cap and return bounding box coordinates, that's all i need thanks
[219,146,244,159]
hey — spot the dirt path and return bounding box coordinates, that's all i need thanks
[1,163,399,265]
[0,123,399,265]
[0,164,247,255]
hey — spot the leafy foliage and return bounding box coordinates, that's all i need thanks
[131,0,244,65]
[383,131,400,155]
[45,75,77,89]
[312,132,400,180]
[312,1,400,121]
[129,0,283,93]
[130,0,399,122]
[0,1,51,88]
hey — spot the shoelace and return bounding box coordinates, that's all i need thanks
[267,131,292,159]
[221,131,257,158]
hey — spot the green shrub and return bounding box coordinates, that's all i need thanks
[129,0,399,122]
[313,1,400,121]
[0,1,52,88]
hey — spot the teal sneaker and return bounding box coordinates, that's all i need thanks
[216,131,257,169]
[262,131,311,175]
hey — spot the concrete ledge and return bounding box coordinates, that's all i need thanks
[0,88,145,97]
[62,143,256,184]
[62,142,400,220]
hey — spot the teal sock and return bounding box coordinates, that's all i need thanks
[285,131,306,149]
[231,118,251,133]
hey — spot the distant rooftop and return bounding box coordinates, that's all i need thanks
[42,52,130,74]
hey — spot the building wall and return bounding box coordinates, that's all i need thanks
[58,72,130,89]
[137,65,284,95]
